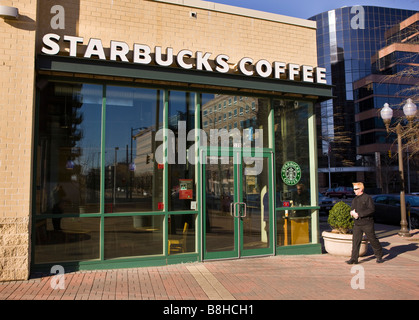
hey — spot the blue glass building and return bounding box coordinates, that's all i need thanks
[309,6,418,190]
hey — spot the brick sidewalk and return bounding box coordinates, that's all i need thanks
[1,224,418,301]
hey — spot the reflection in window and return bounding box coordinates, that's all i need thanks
[274,100,312,210]
[274,101,312,248]
[36,82,102,215]
[168,214,196,255]
[201,94,269,149]
[104,215,164,259]
[276,211,312,246]
[105,86,164,213]
[168,91,196,211]
[34,217,100,263]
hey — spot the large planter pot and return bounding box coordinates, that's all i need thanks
[322,231,368,257]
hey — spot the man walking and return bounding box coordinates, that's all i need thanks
[346,182,384,264]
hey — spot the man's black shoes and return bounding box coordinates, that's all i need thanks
[345,259,358,264]
[346,257,384,264]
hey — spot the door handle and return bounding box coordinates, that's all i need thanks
[237,202,247,218]
[234,202,240,218]
[232,202,247,218]
[231,202,241,218]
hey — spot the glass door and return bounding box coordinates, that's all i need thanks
[203,150,274,260]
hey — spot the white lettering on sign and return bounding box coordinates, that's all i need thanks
[176,49,193,69]
[133,43,152,64]
[64,35,83,57]
[41,33,328,84]
[255,59,272,78]
[196,51,212,71]
[215,54,230,73]
[84,38,106,59]
[41,33,60,55]
[238,57,254,76]
[288,63,300,81]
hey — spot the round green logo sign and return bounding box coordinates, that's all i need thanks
[281,161,301,186]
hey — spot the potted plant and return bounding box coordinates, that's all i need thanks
[322,201,368,257]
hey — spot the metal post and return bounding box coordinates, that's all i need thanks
[396,124,411,237]
[328,151,331,190]
[406,147,410,194]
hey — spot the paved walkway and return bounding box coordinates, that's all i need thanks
[1,224,418,301]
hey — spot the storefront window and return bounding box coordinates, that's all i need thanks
[34,217,100,263]
[34,78,319,265]
[168,214,196,255]
[104,215,164,259]
[35,82,102,215]
[274,100,313,246]
[168,91,196,211]
[274,100,311,207]
[105,86,164,213]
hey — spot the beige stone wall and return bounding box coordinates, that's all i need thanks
[0,0,37,281]
[0,217,31,280]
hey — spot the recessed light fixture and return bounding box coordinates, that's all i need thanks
[0,5,19,19]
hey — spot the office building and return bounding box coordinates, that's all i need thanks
[309,6,417,190]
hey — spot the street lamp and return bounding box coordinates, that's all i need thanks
[380,99,417,237]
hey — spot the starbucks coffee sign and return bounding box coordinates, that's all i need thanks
[281,161,301,186]
[41,33,328,84]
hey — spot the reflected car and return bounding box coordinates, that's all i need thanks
[325,186,354,199]
[319,192,337,215]
[372,194,419,229]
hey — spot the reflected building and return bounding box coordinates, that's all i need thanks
[133,127,155,175]
[36,83,102,215]
[202,95,259,133]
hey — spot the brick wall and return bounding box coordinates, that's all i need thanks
[0,0,37,281]
[36,0,318,67]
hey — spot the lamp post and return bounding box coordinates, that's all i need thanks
[380,99,417,237]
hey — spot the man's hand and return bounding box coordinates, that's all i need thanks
[350,210,359,219]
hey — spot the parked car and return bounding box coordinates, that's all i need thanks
[372,194,419,229]
[319,192,337,215]
[325,186,354,199]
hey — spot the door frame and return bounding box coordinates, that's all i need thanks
[200,148,275,260]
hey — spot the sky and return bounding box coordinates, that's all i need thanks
[204,0,418,19]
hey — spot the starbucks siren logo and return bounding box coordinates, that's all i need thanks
[281,161,301,185]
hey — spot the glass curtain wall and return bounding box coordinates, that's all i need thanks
[104,86,165,259]
[167,91,197,255]
[34,80,318,265]
[34,81,197,264]
[35,83,102,263]
[274,100,315,247]
[200,94,271,255]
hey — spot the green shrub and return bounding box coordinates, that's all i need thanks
[327,201,354,234]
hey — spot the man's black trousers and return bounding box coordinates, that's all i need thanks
[351,218,383,261]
